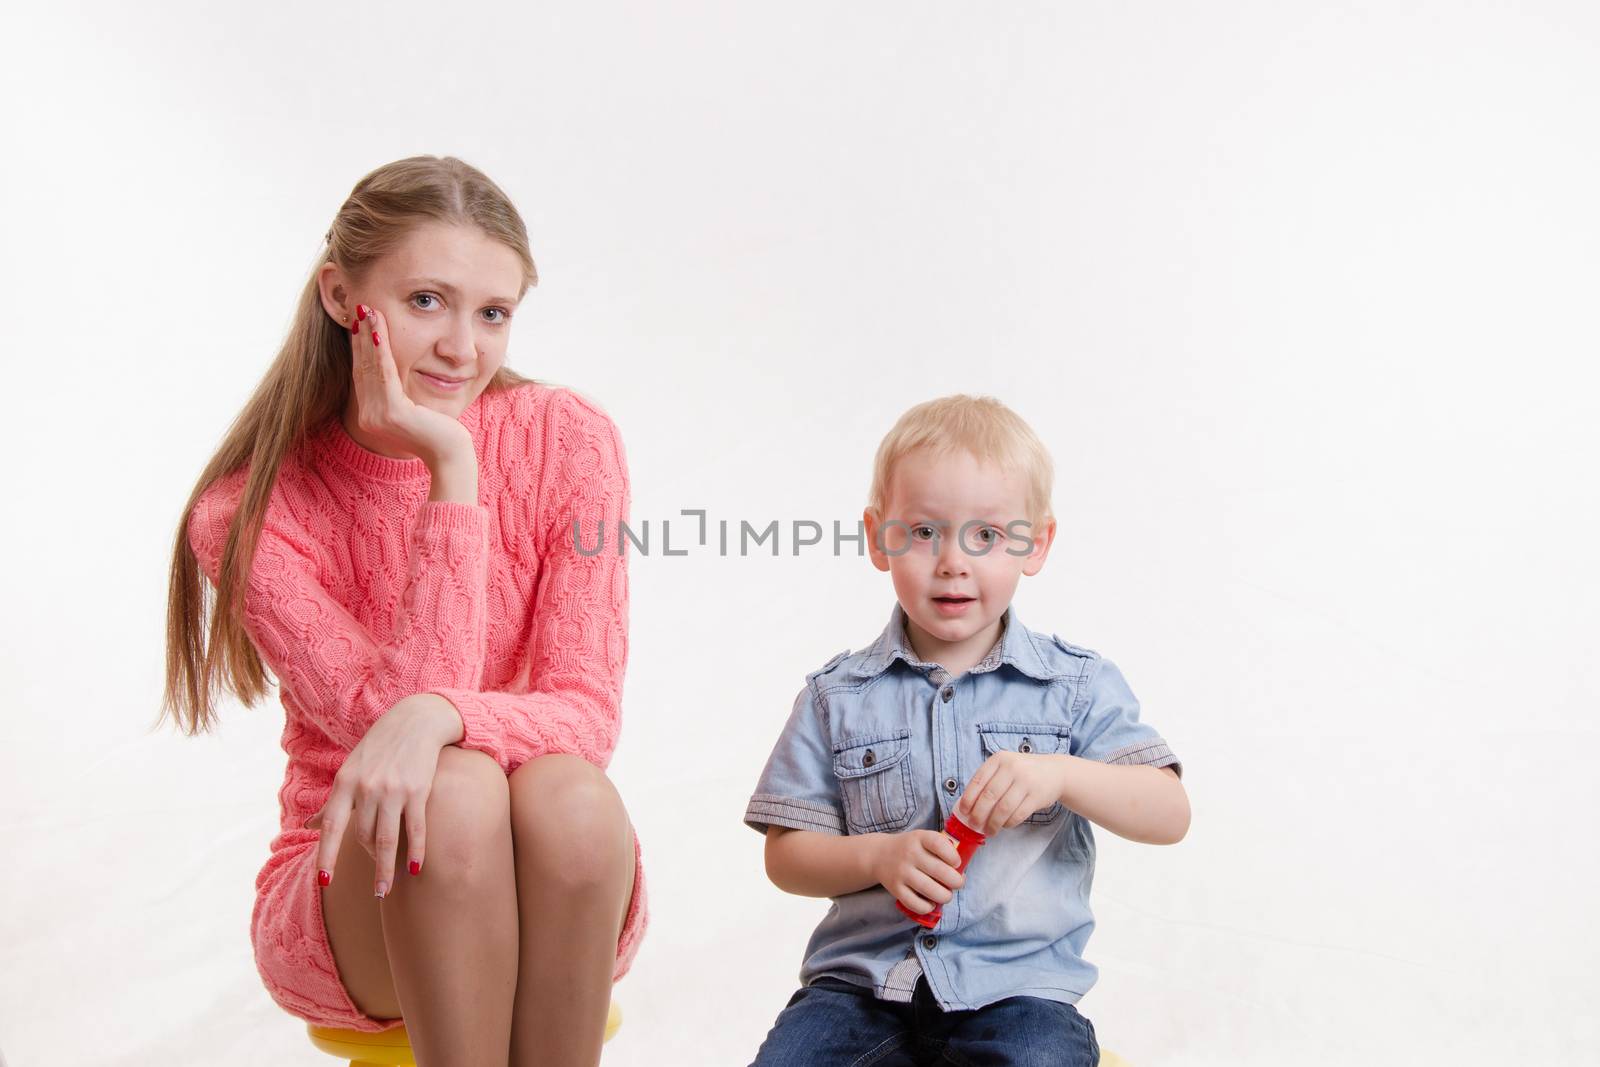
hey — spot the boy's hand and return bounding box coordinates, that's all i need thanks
[869,829,967,917]
[956,752,1068,836]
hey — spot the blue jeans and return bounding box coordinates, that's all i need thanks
[749,975,1101,1067]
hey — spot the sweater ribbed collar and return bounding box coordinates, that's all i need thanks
[315,390,487,484]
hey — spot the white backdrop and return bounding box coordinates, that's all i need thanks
[2,3,1596,1065]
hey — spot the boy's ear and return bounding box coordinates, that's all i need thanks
[1020,517,1057,576]
[862,506,891,572]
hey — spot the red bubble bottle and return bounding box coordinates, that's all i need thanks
[897,812,987,928]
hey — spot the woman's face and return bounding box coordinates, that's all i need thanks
[320,220,525,446]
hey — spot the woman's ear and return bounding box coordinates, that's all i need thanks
[316,261,355,330]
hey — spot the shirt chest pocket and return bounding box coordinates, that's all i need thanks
[832,730,915,834]
[977,722,1071,825]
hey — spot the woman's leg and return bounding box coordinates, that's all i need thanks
[322,745,519,1065]
[505,753,638,1067]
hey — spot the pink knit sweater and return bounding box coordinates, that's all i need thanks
[187,382,647,1030]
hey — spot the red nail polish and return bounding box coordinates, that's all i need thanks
[318,868,332,887]
[371,330,380,345]
[349,317,358,335]
[356,304,368,321]
[409,859,421,876]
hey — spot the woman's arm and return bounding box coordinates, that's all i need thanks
[188,473,491,753]
[427,391,632,775]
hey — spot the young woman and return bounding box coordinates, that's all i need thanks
[160,155,647,1066]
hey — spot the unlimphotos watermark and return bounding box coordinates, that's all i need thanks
[571,511,1038,557]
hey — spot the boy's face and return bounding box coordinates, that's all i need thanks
[863,447,1055,667]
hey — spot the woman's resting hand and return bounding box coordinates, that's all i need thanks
[303,693,464,896]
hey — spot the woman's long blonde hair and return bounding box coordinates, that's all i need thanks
[159,155,541,737]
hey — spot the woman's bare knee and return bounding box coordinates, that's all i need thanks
[420,745,513,881]
[507,755,631,888]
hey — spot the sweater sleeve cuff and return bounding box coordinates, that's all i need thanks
[426,687,518,770]
[413,499,489,536]
[409,501,491,581]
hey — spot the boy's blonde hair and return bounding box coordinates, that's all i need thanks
[868,394,1055,529]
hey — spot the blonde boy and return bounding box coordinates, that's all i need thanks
[744,394,1189,1065]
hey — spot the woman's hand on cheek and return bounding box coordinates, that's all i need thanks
[348,302,474,469]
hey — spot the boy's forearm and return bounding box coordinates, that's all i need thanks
[1056,755,1190,844]
[764,827,884,897]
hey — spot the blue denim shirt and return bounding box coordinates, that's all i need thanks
[744,601,1183,1011]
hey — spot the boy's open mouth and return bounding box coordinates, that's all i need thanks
[933,595,974,603]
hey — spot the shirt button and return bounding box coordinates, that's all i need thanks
[922,935,937,949]
[942,687,953,702]
[944,777,958,794]
[862,750,875,767]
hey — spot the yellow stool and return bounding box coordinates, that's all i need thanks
[307,1000,623,1065]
